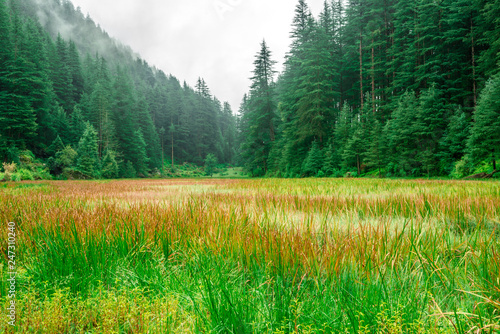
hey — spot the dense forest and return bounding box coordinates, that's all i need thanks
[0,0,237,179]
[1,0,499,180]
[240,0,500,178]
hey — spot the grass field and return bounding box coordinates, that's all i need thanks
[1,178,499,333]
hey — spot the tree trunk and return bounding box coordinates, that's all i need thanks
[471,15,477,107]
[359,32,364,110]
[357,154,361,176]
[493,150,497,171]
[171,131,174,169]
[371,38,375,115]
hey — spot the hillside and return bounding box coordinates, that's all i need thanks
[239,0,500,179]
[0,0,238,179]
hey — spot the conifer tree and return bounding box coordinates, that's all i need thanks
[439,107,470,173]
[303,140,324,176]
[467,73,500,171]
[101,149,119,179]
[241,40,277,175]
[385,91,419,175]
[204,153,217,177]
[76,122,99,178]
[129,129,149,176]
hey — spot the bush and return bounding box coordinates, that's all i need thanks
[2,162,17,181]
[33,167,52,180]
[17,168,34,181]
[450,158,471,179]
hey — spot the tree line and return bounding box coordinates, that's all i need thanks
[0,0,238,179]
[239,0,500,178]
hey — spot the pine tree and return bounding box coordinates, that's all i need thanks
[414,86,448,175]
[467,73,500,171]
[477,0,500,78]
[303,140,324,176]
[274,0,315,176]
[101,149,119,179]
[439,107,470,173]
[364,113,386,176]
[332,103,353,170]
[76,122,99,178]
[50,34,73,112]
[129,129,149,176]
[204,153,217,177]
[0,3,38,153]
[295,23,336,144]
[67,40,84,105]
[47,135,65,155]
[385,91,419,175]
[342,121,365,176]
[194,78,217,163]
[89,80,113,156]
[241,40,277,175]
[135,95,161,169]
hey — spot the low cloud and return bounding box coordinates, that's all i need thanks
[70,0,325,110]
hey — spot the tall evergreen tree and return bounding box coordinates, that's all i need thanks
[241,40,277,175]
[76,122,99,178]
[467,73,500,171]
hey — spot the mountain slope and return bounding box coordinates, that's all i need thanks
[0,0,238,179]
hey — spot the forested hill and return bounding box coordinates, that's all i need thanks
[240,0,500,178]
[0,0,237,179]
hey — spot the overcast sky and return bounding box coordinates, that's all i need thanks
[69,0,325,111]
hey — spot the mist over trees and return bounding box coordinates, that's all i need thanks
[0,0,238,178]
[239,0,500,178]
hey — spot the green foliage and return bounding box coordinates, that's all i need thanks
[302,141,324,176]
[129,129,149,177]
[240,40,278,175]
[17,168,34,180]
[120,161,136,179]
[235,0,498,179]
[101,149,119,179]
[47,144,77,176]
[467,72,500,170]
[76,122,100,178]
[56,146,78,168]
[0,0,238,180]
[2,162,17,181]
[47,135,65,156]
[204,153,217,177]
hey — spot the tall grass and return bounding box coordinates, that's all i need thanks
[1,179,499,333]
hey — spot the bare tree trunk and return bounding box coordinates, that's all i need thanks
[471,15,477,107]
[357,154,361,176]
[171,131,174,169]
[359,32,364,111]
[371,38,375,115]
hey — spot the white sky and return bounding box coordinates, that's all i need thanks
[69,0,325,111]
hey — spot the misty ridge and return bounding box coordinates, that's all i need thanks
[25,0,140,67]
[1,0,238,179]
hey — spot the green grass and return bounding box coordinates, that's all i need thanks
[0,179,499,333]
[212,167,247,178]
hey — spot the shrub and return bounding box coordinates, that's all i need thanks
[18,168,34,181]
[2,162,17,181]
[450,158,471,179]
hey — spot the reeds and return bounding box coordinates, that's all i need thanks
[1,179,499,333]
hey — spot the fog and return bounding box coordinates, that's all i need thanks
[69,0,326,110]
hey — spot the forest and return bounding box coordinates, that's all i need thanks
[1,0,499,179]
[0,0,238,180]
[240,0,500,178]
